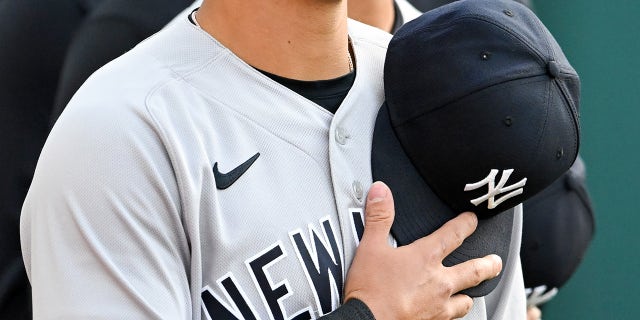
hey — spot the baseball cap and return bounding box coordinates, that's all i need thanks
[521,155,595,291]
[371,0,580,296]
[409,0,532,13]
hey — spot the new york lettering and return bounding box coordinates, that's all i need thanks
[201,214,365,319]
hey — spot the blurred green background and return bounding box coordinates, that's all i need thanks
[534,1,640,319]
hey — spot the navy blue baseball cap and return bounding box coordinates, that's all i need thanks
[521,155,595,292]
[409,0,532,14]
[371,0,581,296]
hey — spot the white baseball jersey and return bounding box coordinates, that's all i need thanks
[21,12,526,320]
[396,0,423,23]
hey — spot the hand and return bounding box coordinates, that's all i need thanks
[343,181,503,320]
[527,306,542,320]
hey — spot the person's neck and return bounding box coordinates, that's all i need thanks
[348,0,395,33]
[197,0,351,81]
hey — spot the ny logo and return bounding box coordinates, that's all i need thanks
[464,169,527,209]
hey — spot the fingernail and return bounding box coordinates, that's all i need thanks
[489,254,502,276]
[461,211,478,225]
[367,181,388,203]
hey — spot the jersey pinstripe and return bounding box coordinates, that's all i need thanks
[21,11,526,320]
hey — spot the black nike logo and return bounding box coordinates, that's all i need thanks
[213,153,260,190]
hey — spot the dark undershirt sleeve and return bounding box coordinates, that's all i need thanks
[318,299,376,320]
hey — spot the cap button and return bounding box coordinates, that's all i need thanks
[503,9,514,17]
[547,60,561,78]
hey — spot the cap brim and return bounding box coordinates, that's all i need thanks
[371,102,514,297]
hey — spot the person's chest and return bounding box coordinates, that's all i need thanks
[146,77,383,318]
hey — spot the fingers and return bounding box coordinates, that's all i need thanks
[527,306,542,320]
[448,294,474,319]
[349,182,495,320]
[361,181,395,245]
[447,254,503,294]
[412,212,478,259]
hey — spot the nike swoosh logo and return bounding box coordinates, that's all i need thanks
[213,152,260,190]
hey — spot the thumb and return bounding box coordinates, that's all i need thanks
[361,181,395,245]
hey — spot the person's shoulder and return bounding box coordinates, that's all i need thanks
[66,17,221,113]
[348,18,392,50]
[122,16,223,83]
[395,0,422,23]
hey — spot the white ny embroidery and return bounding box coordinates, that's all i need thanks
[464,169,527,209]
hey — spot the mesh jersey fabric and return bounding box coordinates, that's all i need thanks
[21,12,526,320]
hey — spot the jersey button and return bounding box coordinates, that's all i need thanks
[352,181,364,201]
[335,127,349,145]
